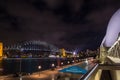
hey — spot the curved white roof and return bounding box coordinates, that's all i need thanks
[101,8,120,47]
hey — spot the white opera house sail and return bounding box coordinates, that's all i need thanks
[100,8,120,80]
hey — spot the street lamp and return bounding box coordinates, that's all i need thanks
[51,63,55,70]
[19,58,22,80]
[68,61,70,64]
[85,59,88,65]
[61,62,63,66]
[73,52,76,55]
[52,63,55,67]
[73,52,76,63]
[72,60,74,63]
[57,55,60,68]
[38,65,41,76]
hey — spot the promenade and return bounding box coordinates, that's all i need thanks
[0,59,96,80]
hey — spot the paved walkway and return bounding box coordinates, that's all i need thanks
[26,62,84,80]
[0,60,96,80]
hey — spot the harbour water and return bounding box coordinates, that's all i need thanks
[1,58,77,75]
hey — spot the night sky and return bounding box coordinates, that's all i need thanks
[0,0,120,51]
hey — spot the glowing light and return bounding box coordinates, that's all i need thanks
[85,59,88,65]
[101,8,120,47]
[0,42,3,57]
[38,65,42,69]
[73,52,76,55]
[68,61,70,64]
[61,62,63,65]
[51,63,55,67]
[72,60,74,63]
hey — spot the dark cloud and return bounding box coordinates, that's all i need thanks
[0,0,120,50]
[32,0,48,11]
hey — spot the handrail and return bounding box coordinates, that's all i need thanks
[79,63,99,80]
[99,64,120,70]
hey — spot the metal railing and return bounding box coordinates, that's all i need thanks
[79,64,99,80]
[79,62,120,80]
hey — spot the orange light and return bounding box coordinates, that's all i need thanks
[0,42,3,57]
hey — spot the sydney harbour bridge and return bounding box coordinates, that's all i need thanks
[3,40,73,58]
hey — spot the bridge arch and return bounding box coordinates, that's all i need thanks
[4,40,59,58]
